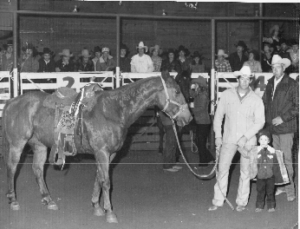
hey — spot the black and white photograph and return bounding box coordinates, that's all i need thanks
[0,1,299,229]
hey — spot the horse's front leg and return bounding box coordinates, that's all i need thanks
[95,151,118,223]
[30,141,58,210]
[91,172,105,216]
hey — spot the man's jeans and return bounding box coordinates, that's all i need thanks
[212,143,251,207]
[272,133,295,198]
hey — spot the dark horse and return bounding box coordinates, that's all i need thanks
[2,71,192,223]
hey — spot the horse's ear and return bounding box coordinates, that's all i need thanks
[161,70,170,80]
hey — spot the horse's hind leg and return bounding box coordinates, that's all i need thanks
[6,143,26,210]
[30,141,58,210]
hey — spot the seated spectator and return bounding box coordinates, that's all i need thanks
[243,50,262,73]
[131,41,154,73]
[176,45,191,72]
[279,39,290,59]
[161,48,181,72]
[1,40,13,71]
[20,43,39,73]
[150,45,162,72]
[77,48,93,72]
[191,51,205,73]
[261,43,273,72]
[119,43,131,72]
[287,39,299,73]
[215,49,232,72]
[96,47,116,71]
[38,47,55,72]
[92,46,101,71]
[229,41,248,71]
[55,49,75,72]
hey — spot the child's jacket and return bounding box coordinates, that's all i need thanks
[249,145,289,185]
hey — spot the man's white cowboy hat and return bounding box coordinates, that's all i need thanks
[269,54,291,68]
[216,49,228,58]
[102,47,110,53]
[59,49,73,57]
[136,41,148,52]
[233,66,253,78]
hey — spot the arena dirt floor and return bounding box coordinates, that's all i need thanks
[0,149,298,229]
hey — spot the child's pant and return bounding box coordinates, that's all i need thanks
[256,176,275,209]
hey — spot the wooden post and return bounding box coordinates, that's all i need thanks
[13,11,18,98]
[259,3,263,61]
[210,19,216,155]
[116,15,120,88]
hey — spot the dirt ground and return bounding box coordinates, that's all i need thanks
[0,150,298,229]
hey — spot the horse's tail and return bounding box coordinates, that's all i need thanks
[1,99,12,163]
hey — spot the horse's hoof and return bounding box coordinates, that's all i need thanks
[10,202,20,211]
[47,201,58,210]
[94,207,105,216]
[106,212,118,223]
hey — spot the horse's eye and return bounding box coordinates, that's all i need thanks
[175,90,180,94]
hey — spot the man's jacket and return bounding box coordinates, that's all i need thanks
[262,74,299,134]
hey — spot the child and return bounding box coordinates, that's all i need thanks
[249,129,289,213]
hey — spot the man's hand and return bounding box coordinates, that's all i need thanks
[272,116,283,126]
[237,136,247,149]
[215,137,222,148]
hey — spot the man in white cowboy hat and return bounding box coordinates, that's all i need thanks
[209,65,265,212]
[262,54,298,202]
[131,41,154,73]
[77,48,93,72]
[215,49,232,72]
[55,49,75,72]
[96,47,116,71]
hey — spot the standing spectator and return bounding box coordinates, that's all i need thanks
[161,48,181,72]
[38,47,55,72]
[96,47,116,71]
[191,51,205,73]
[190,76,214,167]
[243,50,262,73]
[287,39,299,73]
[215,49,232,72]
[261,43,273,73]
[208,66,265,212]
[119,44,131,72]
[262,55,298,202]
[20,43,39,73]
[55,49,75,72]
[150,45,162,72]
[176,45,191,72]
[1,40,13,71]
[77,48,93,72]
[229,41,248,72]
[131,41,154,73]
[92,46,101,71]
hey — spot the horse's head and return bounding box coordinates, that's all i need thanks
[175,70,192,101]
[158,71,192,126]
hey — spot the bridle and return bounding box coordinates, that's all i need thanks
[159,75,188,120]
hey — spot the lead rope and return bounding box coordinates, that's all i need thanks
[171,121,234,210]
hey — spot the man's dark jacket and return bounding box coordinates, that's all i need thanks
[228,52,248,72]
[38,59,56,72]
[262,74,299,134]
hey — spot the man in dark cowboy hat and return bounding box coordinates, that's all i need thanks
[119,43,131,72]
[38,47,55,72]
[229,41,248,72]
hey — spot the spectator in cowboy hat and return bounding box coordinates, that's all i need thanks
[130,41,154,73]
[229,41,248,71]
[119,43,131,72]
[38,47,55,72]
[215,49,232,72]
[161,48,181,72]
[92,46,101,71]
[150,45,162,72]
[176,45,191,72]
[243,50,262,73]
[20,43,39,72]
[262,54,298,202]
[55,49,75,72]
[191,51,205,73]
[1,40,13,71]
[209,65,265,212]
[96,46,116,71]
[77,48,93,72]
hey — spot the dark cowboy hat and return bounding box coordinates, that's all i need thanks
[176,45,190,56]
[192,51,202,59]
[94,46,101,53]
[120,43,129,52]
[235,40,248,50]
[39,47,53,55]
[257,129,272,141]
